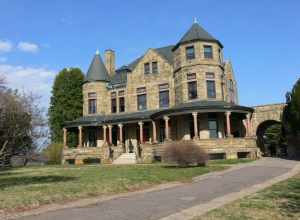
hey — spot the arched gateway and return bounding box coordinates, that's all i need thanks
[251,104,286,156]
[61,23,285,165]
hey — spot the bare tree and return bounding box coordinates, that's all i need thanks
[0,75,47,167]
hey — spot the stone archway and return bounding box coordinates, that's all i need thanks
[256,120,286,156]
[252,103,287,157]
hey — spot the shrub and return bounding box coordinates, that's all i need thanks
[162,141,208,167]
[43,143,63,164]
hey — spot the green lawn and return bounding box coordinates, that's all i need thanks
[0,159,253,213]
[196,172,300,220]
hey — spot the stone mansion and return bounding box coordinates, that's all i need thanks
[62,22,260,164]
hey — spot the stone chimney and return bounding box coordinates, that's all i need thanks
[104,49,115,76]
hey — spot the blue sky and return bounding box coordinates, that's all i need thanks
[0,0,299,108]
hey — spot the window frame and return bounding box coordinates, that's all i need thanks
[188,80,198,100]
[119,96,125,112]
[206,80,216,99]
[185,46,195,60]
[88,99,97,114]
[137,93,147,111]
[152,61,158,74]
[204,45,213,59]
[144,62,150,74]
[88,92,97,114]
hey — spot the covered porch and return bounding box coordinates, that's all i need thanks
[62,101,258,164]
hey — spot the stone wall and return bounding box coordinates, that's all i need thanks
[140,138,258,162]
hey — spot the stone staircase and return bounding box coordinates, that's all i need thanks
[112,153,137,165]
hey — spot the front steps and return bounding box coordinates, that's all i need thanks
[112,153,137,165]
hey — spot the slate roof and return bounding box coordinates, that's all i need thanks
[173,23,223,50]
[85,53,110,83]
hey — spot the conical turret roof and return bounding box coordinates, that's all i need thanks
[173,22,223,50]
[85,51,110,82]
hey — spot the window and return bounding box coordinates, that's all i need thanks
[205,72,215,79]
[186,46,195,60]
[204,45,213,59]
[137,94,147,110]
[137,87,147,111]
[111,92,117,113]
[208,120,218,138]
[159,83,169,108]
[207,80,216,98]
[111,98,117,113]
[187,73,196,80]
[144,63,150,74]
[152,62,158,74]
[119,97,125,112]
[188,81,197,100]
[159,90,169,108]
[88,92,97,114]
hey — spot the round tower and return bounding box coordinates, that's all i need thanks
[172,22,225,104]
[83,50,110,115]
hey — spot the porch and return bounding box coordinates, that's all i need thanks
[62,107,258,164]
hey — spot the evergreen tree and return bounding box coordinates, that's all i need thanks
[284,78,300,135]
[48,68,84,145]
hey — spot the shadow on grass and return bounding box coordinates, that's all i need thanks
[0,175,77,189]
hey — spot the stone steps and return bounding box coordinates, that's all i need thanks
[113,153,137,165]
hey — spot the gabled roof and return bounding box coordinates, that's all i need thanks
[173,23,223,50]
[122,45,174,72]
[85,52,110,83]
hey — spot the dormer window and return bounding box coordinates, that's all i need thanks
[144,63,150,74]
[186,46,195,60]
[204,45,213,59]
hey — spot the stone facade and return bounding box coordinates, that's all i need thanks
[62,22,264,165]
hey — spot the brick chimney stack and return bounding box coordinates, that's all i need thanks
[104,49,115,76]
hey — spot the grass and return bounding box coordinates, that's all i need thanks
[195,172,300,220]
[0,163,225,212]
[0,159,253,213]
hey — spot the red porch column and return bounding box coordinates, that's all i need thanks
[118,123,123,143]
[138,121,144,144]
[164,116,170,141]
[78,126,83,148]
[192,112,199,140]
[152,120,157,144]
[225,111,232,137]
[63,128,67,148]
[108,125,112,145]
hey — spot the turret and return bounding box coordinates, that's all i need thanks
[172,21,225,104]
[83,50,110,115]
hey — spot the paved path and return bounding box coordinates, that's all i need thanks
[19,158,299,220]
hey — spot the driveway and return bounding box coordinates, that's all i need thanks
[19,158,299,220]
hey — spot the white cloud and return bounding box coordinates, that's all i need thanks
[0,64,56,108]
[17,42,40,53]
[0,40,13,53]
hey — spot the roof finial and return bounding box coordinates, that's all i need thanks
[95,49,100,55]
[193,17,198,24]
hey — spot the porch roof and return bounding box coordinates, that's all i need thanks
[151,101,253,119]
[64,101,253,128]
[64,109,159,128]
